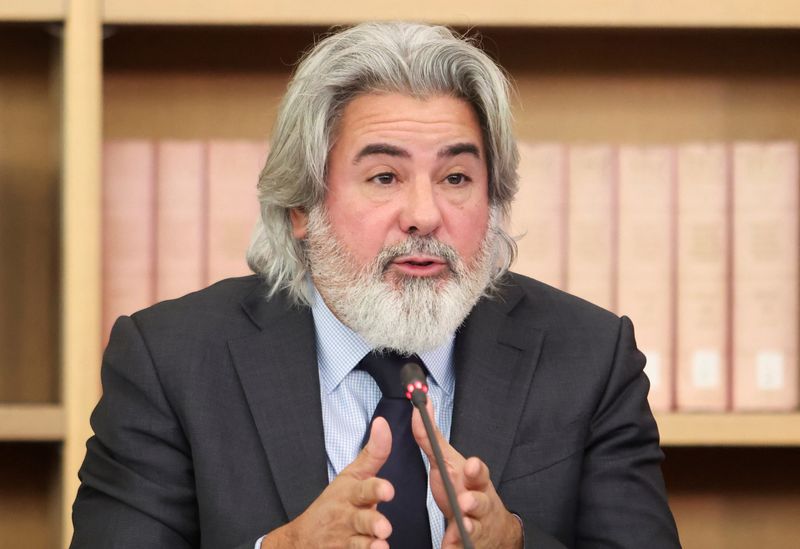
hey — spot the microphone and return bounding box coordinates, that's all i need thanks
[401,362,474,549]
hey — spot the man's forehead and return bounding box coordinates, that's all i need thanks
[333,92,486,155]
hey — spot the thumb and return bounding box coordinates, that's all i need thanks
[349,416,392,479]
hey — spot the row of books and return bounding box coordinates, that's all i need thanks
[103,140,266,346]
[103,139,799,412]
[510,142,798,412]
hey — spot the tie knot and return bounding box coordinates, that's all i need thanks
[358,351,427,398]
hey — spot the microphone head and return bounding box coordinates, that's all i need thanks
[401,362,428,403]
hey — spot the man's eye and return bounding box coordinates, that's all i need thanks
[371,173,396,185]
[445,173,469,185]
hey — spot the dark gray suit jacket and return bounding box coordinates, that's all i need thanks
[71,273,680,548]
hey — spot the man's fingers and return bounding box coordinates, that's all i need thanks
[410,399,431,455]
[349,417,392,479]
[462,456,491,491]
[351,508,392,539]
[411,399,450,464]
[441,521,460,548]
[349,477,394,507]
[458,490,491,518]
[441,516,476,548]
[346,536,390,549]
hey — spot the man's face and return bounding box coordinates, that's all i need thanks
[292,92,491,285]
[292,92,497,353]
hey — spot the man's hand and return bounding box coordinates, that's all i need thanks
[261,418,395,549]
[412,401,523,549]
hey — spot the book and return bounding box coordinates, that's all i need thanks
[155,140,207,302]
[675,143,730,411]
[206,140,268,284]
[102,140,156,344]
[510,142,566,289]
[617,146,676,412]
[566,145,616,311]
[732,142,799,411]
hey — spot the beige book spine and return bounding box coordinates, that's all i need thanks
[206,140,268,284]
[155,141,207,302]
[676,143,730,411]
[617,146,676,412]
[511,142,567,289]
[102,140,156,345]
[566,145,616,311]
[733,142,799,411]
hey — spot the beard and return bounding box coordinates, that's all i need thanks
[304,206,499,355]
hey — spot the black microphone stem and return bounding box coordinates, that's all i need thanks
[410,392,475,549]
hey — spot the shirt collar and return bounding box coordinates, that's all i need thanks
[310,284,456,396]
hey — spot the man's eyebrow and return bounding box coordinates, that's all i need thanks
[438,142,481,159]
[353,143,411,164]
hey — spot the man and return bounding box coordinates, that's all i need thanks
[71,22,680,549]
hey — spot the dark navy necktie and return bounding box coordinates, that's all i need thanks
[359,351,433,548]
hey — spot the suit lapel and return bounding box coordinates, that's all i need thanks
[450,282,545,486]
[228,285,328,521]
[226,277,544,515]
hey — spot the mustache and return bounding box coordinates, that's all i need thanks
[375,236,460,272]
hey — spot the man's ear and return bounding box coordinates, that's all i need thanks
[289,207,309,239]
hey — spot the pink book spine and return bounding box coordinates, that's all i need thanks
[510,142,567,289]
[675,143,730,412]
[733,142,799,411]
[206,140,269,284]
[102,140,156,345]
[155,141,207,302]
[566,145,616,311]
[617,146,676,412]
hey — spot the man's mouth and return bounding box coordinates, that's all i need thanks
[389,255,448,276]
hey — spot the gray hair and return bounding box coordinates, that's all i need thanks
[246,21,519,304]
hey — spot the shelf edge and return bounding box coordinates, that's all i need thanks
[0,0,64,22]
[102,0,800,28]
[0,404,65,441]
[656,412,800,447]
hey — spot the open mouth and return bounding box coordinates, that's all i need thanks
[393,255,446,266]
[388,255,449,277]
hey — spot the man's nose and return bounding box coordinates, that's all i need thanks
[400,179,442,236]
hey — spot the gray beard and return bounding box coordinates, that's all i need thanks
[304,206,499,355]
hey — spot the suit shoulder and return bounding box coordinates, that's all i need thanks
[130,275,264,339]
[500,271,620,328]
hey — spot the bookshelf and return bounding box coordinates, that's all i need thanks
[0,27,60,405]
[1,1,799,547]
[656,413,800,446]
[0,405,64,441]
[61,3,103,549]
[0,16,65,549]
[0,0,63,22]
[102,0,800,28]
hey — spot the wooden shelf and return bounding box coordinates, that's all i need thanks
[4,405,798,447]
[61,0,103,544]
[103,0,800,28]
[0,0,64,22]
[0,404,64,441]
[657,413,800,446]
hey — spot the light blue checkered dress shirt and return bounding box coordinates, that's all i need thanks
[313,285,455,547]
[255,286,455,548]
